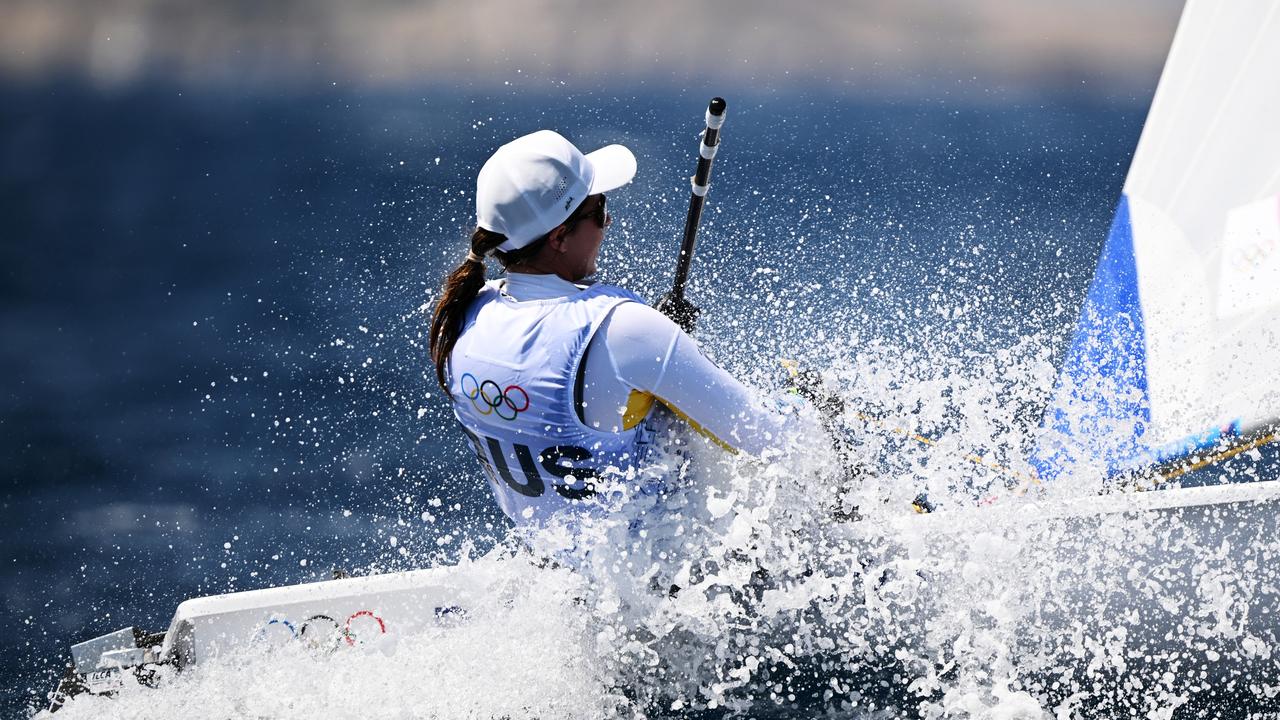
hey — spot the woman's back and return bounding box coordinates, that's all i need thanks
[448,279,652,525]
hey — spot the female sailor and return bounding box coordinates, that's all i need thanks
[429,129,802,540]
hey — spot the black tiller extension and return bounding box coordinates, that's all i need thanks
[656,97,727,333]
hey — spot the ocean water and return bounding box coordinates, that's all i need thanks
[6,82,1277,718]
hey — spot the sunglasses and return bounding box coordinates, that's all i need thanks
[565,194,609,231]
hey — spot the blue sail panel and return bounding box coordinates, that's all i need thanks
[1033,195,1150,480]
[1032,0,1280,482]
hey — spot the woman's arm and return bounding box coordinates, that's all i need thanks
[592,301,796,456]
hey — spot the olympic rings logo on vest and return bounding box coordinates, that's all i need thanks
[460,372,530,421]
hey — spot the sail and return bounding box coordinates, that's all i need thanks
[1034,0,1280,479]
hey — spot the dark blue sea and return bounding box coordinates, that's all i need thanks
[0,81,1145,716]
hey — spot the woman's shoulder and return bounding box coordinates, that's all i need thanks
[466,280,505,314]
[584,282,646,305]
[596,291,683,340]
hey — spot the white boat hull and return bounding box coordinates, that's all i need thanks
[51,480,1280,717]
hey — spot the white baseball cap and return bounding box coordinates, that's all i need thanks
[476,130,637,251]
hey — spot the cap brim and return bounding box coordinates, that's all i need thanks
[585,144,637,194]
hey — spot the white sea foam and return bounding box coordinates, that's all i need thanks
[49,336,1280,719]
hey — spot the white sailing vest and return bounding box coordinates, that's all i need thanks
[448,280,653,526]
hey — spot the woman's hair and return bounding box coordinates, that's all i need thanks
[429,227,547,392]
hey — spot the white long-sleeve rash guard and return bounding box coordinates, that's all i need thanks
[500,273,796,456]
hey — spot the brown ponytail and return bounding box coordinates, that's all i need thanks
[429,227,549,392]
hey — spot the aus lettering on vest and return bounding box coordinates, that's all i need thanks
[459,425,600,501]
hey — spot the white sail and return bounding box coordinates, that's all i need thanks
[1037,0,1280,477]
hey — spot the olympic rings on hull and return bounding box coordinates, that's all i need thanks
[460,372,530,421]
[297,614,342,652]
[253,610,387,653]
[343,610,386,646]
[253,618,296,646]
